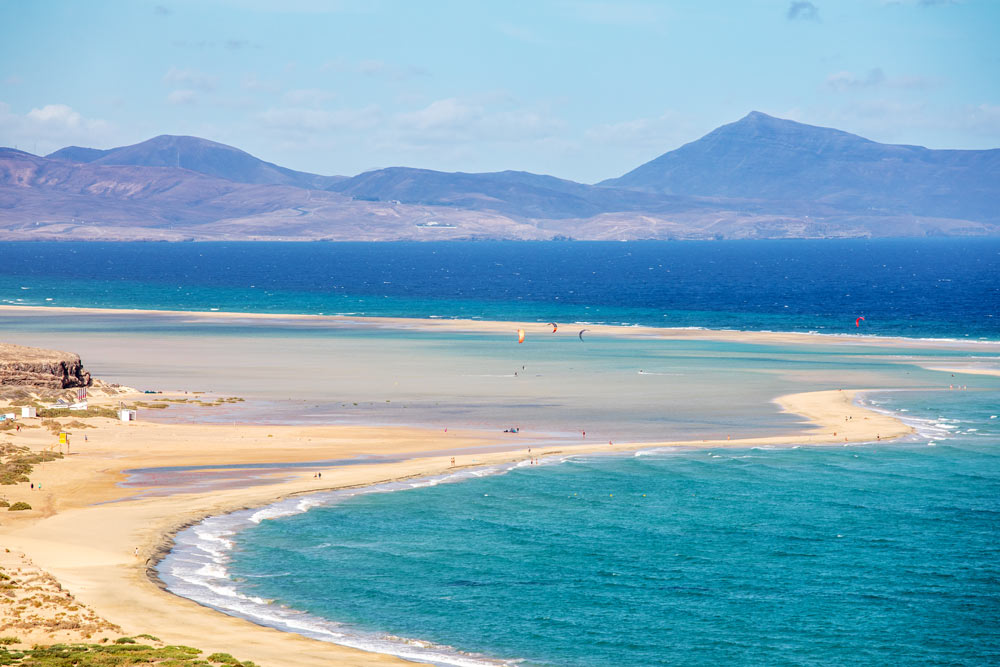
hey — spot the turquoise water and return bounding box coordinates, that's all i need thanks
[2,240,998,339]
[160,386,1000,666]
[5,240,999,664]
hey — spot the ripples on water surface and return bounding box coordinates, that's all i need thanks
[161,389,1000,666]
[5,239,998,663]
[2,239,998,339]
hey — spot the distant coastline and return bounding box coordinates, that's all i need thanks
[3,382,912,665]
[5,303,1000,349]
[3,113,997,242]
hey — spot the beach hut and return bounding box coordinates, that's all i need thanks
[119,408,137,422]
[0,413,14,422]
[21,406,36,418]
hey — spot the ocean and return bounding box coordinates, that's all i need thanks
[3,239,1000,665]
[158,389,1000,666]
[1,239,998,339]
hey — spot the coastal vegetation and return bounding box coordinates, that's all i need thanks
[132,396,244,410]
[0,641,259,665]
[0,561,257,665]
[0,445,62,485]
[35,406,118,420]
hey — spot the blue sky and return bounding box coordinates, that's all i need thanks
[1,0,997,182]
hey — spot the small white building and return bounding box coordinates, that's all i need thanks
[1,413,14,422]
[119,408,137,422]
[21,406,36,418]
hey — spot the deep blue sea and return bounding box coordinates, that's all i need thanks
[1,239,998,339]
[4,240,1000,665]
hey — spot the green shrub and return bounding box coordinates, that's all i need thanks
[0,641,214,665]
[7,502,30,511]
[0,637,18,645]
[36,406,119,419]
[207,652,240,664]
[0,449,62,485]
[114,636,136,644]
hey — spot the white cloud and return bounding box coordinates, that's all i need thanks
[781,100,1000,149]
[25,104,83,126]
[564,1,671,27]
[320,58,428,81]
[395,98,475,132]
[241,73,279,93]
[827,68,885,91]
[256,105,381,133]
[827,68,940,92]
[585,110,700,149]
[210,0,374,13]
[582,110,708,178]
[958,103,1000,137]
[883,0,962,5]
[167,89,198,105]
[282,88,337,107]
[163,67,219,92]
[0,102,115,154]
[496,22,544,44]
[393,98,562,142]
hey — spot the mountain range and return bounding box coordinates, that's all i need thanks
[0,112,996,241]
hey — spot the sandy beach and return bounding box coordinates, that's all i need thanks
[0,395,908,664]
[4,304,998,351]
[0,308,939,665]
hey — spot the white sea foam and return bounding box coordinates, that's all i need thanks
[633,446,684,457]
[159,464,526,667]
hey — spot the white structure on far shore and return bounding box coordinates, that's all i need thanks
[21,406,36,418]
[119,408,137,422]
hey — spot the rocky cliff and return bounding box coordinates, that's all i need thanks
[0,343,93,389]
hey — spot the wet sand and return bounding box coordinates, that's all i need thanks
[3,304,997,350]
[0,386,908,666]
[0,305,951,665]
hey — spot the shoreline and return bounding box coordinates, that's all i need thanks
[151,389,917,666]
[1,383,913,666]
[3,303,999,349]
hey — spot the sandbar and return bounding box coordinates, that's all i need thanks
[0,307,929,665]
[3,304,998,351]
